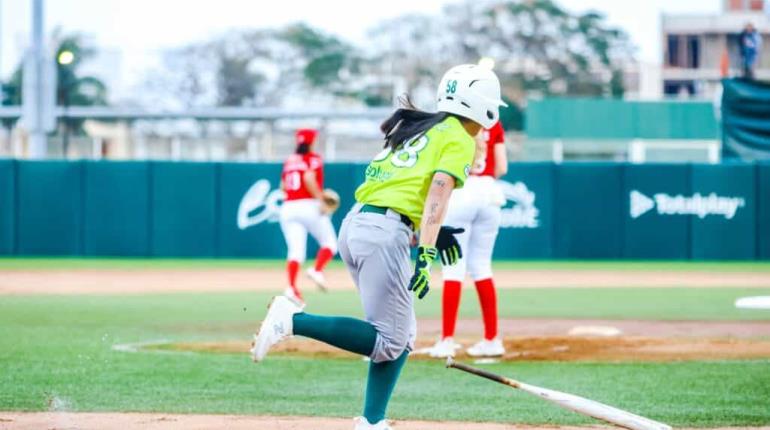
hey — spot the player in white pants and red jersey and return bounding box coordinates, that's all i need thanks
[280,128,337,304]
[429,121,507,358]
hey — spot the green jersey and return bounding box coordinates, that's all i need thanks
[355,116,475,226]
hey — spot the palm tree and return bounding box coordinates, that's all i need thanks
[1,32,109,151]
[54,34,109,152]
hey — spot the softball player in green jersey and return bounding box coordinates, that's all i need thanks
[250,64,507,430]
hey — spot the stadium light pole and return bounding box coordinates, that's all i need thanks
[26,0,46,158]
[22,0,55,159]
[57,49,74,154]
[0,0,3,85]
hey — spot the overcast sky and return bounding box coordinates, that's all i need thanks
[1,0,723,82]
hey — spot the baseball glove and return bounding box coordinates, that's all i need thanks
[320,189,340,215]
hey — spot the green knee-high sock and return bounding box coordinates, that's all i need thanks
[292,312,377,356]
[363,350,409,424]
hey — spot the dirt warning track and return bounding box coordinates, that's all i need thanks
[2,412,767,430]
[1,267,769,295]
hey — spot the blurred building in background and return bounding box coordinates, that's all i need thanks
[662,0,770,98]
[3,0,757,162]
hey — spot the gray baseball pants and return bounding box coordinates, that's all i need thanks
[337,204,417,363]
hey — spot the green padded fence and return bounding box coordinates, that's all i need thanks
[0,160,14,255]
[553,163,624,259]
[690,163,757,260]
[623,164,692,259]
[0,160,766,260]
[496,163,554,259]
[151,162,218,257]
[218,162,284,258]
[759,162,770,259]
[527,98,719,140]
[16,161,84,255]
[83,161,151,256]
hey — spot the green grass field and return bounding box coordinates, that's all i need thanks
[1,259,769,427]
[2,257,770,272]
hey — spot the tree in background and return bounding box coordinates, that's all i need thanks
[277,23,360,91]
[144,44,215,109]
[1,32,108,139]
[478,1,633,99]
[439,0,634,128]
[144,0,635,131]
[55,34,109,108]
[1,69,22,131]
[145,24,360,110]
[55,33,109,152]
[362,14,458,107]
[353,0,634,127]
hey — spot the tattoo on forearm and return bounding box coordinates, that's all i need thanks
[426,202,440,225]
[424,176,450,227]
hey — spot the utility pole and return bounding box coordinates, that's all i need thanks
[22,0,55,158]
[0,0,3,86]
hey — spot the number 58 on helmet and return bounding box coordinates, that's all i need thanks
[436,64,508,129]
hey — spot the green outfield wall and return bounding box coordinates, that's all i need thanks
[526,98,719,139]
[0,159,14,255]
[760,163,770,259]
[0,160,767,260]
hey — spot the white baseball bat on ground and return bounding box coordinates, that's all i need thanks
[446,357,672,430]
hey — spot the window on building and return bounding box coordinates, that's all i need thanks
[667,35,681,67]
[667,35,700,68]
[664,80,696,97]
[729,0,765,10]
[687,36,700,68]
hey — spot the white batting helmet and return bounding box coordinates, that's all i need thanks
[436,64,508,129]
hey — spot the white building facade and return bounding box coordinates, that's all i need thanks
[662,0,770,98]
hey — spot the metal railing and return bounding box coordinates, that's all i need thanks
[0,106,392,121]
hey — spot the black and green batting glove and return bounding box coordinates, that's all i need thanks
[435,226,465,266]
[408,246,438,299]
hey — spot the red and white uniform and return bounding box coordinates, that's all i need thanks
[441,122,505,342]
[279,152,337,263]
[443,122,505,282]
[472,121,505,178]
[282,152,324,201]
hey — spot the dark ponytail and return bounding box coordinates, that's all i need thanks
[380,95,449,151]
[295,143,311,154]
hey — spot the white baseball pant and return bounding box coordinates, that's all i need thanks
[279,199,337,262]
[442,176,503,282]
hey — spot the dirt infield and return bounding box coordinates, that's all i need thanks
[140,316,770,362]
[2,412,767,430]
[421,318,770,339]
[1,267,769,295]
[151,335,770,362]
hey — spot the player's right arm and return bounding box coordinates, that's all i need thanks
[494,144,508,178]
[409,136,474,299]
[418,172,455,247]
[408,172,453,299]
[302,170,324,200]
[489,122,507,178]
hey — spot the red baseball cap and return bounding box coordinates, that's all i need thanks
[295,128,318,145]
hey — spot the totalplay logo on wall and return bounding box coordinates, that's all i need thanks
[630,190,746,220]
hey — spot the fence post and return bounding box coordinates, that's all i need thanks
[552,139,564,163]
